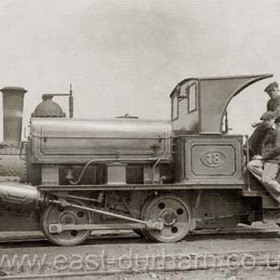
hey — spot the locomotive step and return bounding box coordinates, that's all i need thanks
[242,190,267,197]
[262,196,280,209]
[243,190,280,209]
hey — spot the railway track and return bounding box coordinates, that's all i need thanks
[0,225,279,279]
[0,224,279,248]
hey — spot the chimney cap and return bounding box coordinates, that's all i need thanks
[0,87,27,93]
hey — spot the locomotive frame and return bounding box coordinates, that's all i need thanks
[0,73,277,246]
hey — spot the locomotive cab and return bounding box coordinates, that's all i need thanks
[170,74,272,134]
[170,74,272,186]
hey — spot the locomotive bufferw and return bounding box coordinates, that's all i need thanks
[0,74,277,246]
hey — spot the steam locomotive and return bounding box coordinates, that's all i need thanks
[0,73,277,246]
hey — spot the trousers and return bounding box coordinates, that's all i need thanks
[247,160,280,203]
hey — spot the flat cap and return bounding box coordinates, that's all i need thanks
[260,111,278,121]
[264,82,278,93]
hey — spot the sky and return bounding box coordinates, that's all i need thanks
[0,0,279,139]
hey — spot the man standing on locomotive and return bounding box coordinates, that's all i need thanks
[265,82,280,116]
[252,82,280,132]
[247,111,280,203]
[265,81,280,131]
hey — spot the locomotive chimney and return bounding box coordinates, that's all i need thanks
[0,87,27,146]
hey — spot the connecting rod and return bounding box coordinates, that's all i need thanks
[49,199,163,230]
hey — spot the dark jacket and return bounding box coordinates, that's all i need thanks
[248,123,280,162]
[267,96,280,123]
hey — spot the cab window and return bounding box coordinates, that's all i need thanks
[188,83,197,113]
[171,95,179,121]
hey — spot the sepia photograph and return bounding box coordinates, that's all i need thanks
[0,1,280,279]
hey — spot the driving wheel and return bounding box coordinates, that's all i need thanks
[142,195,191,242]
[41,201,91,246]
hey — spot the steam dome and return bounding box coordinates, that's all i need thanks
[32,94,66,118]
